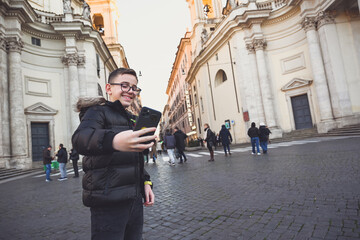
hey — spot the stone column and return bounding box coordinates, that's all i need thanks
[0,36,10,158]
[245,42,265,125]
[301,17,335,133]
[77,55,87,97]
[253,39,277,128]
[62,53,80,133]
[316,11,352,119]
[7,38,27,159]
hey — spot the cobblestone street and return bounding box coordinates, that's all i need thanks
[0,136,359,240]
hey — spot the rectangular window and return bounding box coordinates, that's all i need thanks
[31,37,41,46]
[96,54,100,78]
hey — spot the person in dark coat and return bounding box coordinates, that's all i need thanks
[247,122,261,155]
[164,128,176,166]
[56,143,68,181]
[43,145,53,182]
[69,148,80,178]
[173,126,188,163]
[72,68,155,240]
[219,125,233,156]
[259,122,271,154]
[204,123,216,161]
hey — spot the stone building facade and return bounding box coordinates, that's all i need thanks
[162,32,195,140]
[0,0,122,169]
[182,0,360,143]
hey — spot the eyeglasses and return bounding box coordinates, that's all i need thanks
[109,83,142,95]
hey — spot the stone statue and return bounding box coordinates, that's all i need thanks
[201,28,208,44]
[82,1,91,20]
[63,0,72,13]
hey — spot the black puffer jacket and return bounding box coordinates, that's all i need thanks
[72,97,150,208]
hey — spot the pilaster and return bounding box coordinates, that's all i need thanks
[253,38,278,130]
[245,42,265,126]
[77,55,87,97]
[316,11,353,119]
[7,38,28,162]
[301,17,336,133]
[62,53,80,133]
[0,36,10,158]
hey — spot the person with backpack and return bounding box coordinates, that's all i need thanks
[259,122,271,154]
[203,123,216,161]
[219,124,233,156]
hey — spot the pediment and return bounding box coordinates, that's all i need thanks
[281,78,313,91]
[25,102,58,115]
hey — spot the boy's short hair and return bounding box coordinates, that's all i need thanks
[108,68,138,83]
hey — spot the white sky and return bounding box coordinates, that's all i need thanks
[117,1,227,112]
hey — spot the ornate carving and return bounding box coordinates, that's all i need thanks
[201,28,208,45]
[77,55,86,67]
[316,11,335,29]
[253,39,267,51]
[246,43,255,54]
[301,17,316,32]
[7,39,24,53]
[63,0,72,14]
[62,53,79,66]
[82,1,91,20]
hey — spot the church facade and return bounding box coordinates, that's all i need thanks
[0,0,125,169]
[183,0,360,143]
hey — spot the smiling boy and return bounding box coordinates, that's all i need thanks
[72,68,155,240]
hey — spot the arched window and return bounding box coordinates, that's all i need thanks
[215,69,228,87]
[93,14,104,35]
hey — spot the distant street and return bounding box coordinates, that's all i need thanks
[0,136,359,240]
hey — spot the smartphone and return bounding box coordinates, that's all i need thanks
[134,107,162,144]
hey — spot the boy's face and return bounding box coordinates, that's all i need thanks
[105,74,138,108]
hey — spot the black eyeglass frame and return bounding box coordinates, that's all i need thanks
[109,83,142,94]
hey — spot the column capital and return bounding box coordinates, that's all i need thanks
[61,53,79,66]
[253,39,267,51]
[7,38,24,53]
[316,11,335,29]
[0,35,7,51]
[245,43,255,54]
[77,55,86,67]
[301,17,316,32]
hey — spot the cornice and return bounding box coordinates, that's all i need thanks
[22,25,64,40]
[263,5,300,25]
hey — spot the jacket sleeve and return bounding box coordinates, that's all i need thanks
[72,106,117,156]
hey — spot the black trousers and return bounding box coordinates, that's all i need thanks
[72,160,79,176]
[90,194,143,240]
[177,149,187,161]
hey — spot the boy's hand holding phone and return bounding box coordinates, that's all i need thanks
[112,127,157,152]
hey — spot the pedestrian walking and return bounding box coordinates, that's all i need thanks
[150,143,157,163]
[164,129,176,166]
[156,140,163,155]
[43,145,53,182]
[173,126,188,163]
[204,123,216,161]
[247,122,261,155]
[56,143,68,181]
[72,67,155,240]
[69,148,79,178]
[143,147,150,163]
[219,124,233,156]
[259,122,271,154]
[216,133,221,147]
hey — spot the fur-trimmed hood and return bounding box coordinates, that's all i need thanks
[75,97,107,112]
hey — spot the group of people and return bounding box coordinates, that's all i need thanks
[247,122,272,155]
[42,144,80,182]
[202,123,233,161]
[163,127,188,166]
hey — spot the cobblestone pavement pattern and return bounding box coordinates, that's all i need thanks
[0,136,359,240]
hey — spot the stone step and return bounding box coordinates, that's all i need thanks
[0,168,43,181]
